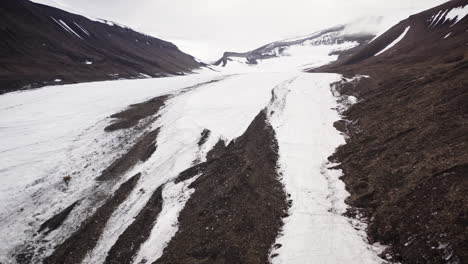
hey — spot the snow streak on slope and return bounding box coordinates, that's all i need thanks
[267,74,384,263]
[375,26,410,56]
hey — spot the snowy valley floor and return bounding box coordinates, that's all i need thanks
[0,49,385,263]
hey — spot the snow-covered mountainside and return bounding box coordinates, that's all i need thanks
[214,25,374,69]
[329,0,468,66]
[0,0,201,94]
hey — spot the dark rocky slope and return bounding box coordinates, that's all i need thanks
[316,0,468,263]
[0,0,201,93]
[156,111,288,264]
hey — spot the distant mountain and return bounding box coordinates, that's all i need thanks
[0,0,202,93]
[214,25,374,67]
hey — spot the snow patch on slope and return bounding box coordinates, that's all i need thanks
[73,22,90,36]
[429,10,445,28]
[445,4,468,26]
[428,4,468,28]
[375,26,410,56]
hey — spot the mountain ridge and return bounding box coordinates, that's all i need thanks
[0,0,202,94]
[214,25,374,67]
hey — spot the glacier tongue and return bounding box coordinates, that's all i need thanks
[0,31,385,263]
[267,73,384,264]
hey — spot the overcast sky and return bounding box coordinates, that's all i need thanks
[34,0,447,61]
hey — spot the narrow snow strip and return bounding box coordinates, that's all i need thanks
[50,17,82,39]
[444,32,452,39]
[375,26,410,56]
[445,5,468,26]
[73,22,90,36]
[429,10,443,28]
[139,73,152,78]
[130,177,200,264]
[268,73,383,264]
[51,17,72,34]
[58,19,83,39]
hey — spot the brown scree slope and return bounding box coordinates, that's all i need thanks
[314,0,468,263]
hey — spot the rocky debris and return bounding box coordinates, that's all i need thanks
[43,173,141,264]
[206,139,227,161]
[155,111,288,264]
[38,201,80,234]
[104,186,164,264]
[198,129,212,147]
[105,95,169,132]
[98,129,159,181]
[319,1,468,262]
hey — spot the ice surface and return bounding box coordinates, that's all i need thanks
[267,74,383,264]
[375,26,410,56]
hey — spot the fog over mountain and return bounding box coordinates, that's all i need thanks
[32,0,447,60]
